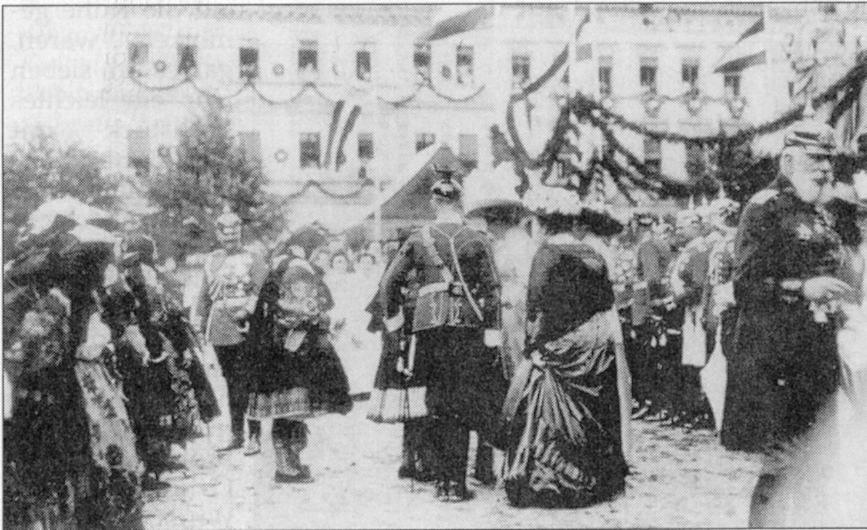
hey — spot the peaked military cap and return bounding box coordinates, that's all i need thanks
[783,118,836,155]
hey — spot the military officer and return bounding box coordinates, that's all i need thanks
[724,118,853,527]
[379,169,505,502]
[196,209,268,454]
[630,214,673,420]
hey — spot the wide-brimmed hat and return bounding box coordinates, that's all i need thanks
[465,197,529,222]
[523,186,623,236]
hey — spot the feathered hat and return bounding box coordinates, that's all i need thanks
[522,186,623,236]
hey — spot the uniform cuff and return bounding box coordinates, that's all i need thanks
[484,329,502,347]
[384,311,404,333]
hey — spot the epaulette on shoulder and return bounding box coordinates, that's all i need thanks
[749,189,779,205]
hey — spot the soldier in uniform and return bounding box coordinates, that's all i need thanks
[724,119,853,526]
[630,214,673,420]
[669,212,715,429]
[196,210,268,453]
[379,170,505,502]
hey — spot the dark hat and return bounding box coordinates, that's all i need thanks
[783,118,836,155]
[120,235,157,267]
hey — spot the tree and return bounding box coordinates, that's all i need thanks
[710,140,777,205]
[3,131,120,257]
[142,99,285,260]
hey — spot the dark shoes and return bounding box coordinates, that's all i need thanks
[274,465,313,484]
[434,479,472,502]
[141,474,170,491]
[398,464,434,482]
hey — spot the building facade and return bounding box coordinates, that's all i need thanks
[5,4,864,226]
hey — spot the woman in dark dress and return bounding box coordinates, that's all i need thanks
[245,255,352,483]
[497,189,628,508]
[4,227,143,529]
[104,235,219,489]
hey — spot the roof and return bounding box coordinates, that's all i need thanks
[355,143,464,225]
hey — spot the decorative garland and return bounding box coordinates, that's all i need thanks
[502,46,866,201]
[128,72,485,108]
[571,56,867,147]
[279,178,374,200]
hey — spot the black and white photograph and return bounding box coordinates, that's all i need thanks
[2,2,867,527]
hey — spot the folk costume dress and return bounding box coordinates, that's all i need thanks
[497,235,628,508]
[379,221,506,495]
[118,239,219,441]
[366,265,435,480]
[4,268,143,528]
[245,258,352,480]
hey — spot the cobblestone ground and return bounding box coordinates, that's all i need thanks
[142,345,761,529]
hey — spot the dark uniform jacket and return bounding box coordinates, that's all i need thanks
[723,177,841,450]
[380,222,501,334]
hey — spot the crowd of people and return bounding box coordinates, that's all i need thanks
[3,116,866,526]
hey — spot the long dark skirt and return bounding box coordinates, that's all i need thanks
[496,315,627,508]
[4,363,143,529]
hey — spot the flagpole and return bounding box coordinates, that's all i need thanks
[567,4,576,99]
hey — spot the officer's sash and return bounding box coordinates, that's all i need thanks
[412,226,484,332]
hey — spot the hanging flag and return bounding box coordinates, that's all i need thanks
[714,16,767,73]
[418,5,495,42]
[323,100,345,168]
[335,105,361,171]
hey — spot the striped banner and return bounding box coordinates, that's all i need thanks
[323,100,345,168]
[335,105,361,171]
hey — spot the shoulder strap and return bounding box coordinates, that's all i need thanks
[444,226,485,322]
[420,226,454,284]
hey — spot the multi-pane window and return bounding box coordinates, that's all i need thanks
[299,40,318,73]
[128,42,149,75]
[358,133,374,160]
[682,57,699,91]
[356,49,371,81]
[414,42,431,81]
[177,44,198,75]
[415,133,436,152]
[598,55,613,98]
[512,54,530,88]
[724,73,741,98]
[238,131,262,162]
[300,133,321,168]
[456,45,474,85]
[643,137,662,173]
[239,47,259,79]
[639,56,658,95]
[127,129,150,174]
[459,134,479,170]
